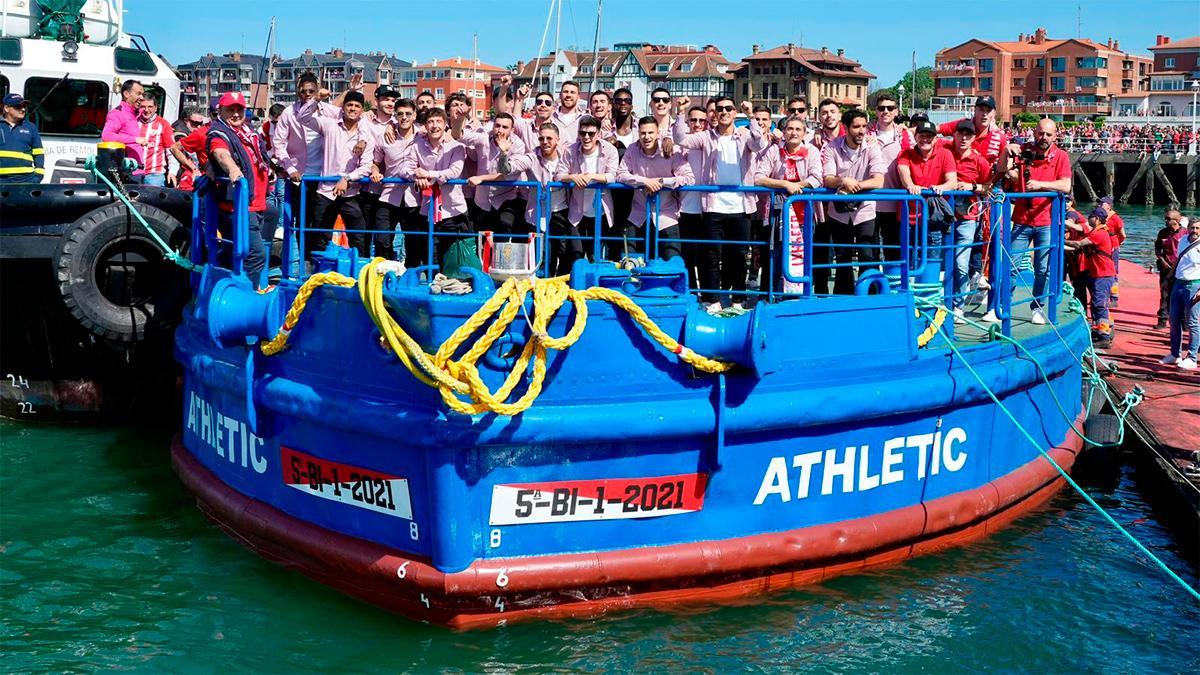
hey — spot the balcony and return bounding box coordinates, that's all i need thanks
[932,63,975,76]
[1025,100,1108,114]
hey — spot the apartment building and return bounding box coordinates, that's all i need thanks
[731,43,875,110]
[177,52,271,114]
[271,49,406,105]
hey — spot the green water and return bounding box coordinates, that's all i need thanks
[3,207,1199,671]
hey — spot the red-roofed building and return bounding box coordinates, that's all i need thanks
[933,27,1152,123]
[732,43,875,111]
[1111,35,1199,119]
[401,56,507,119]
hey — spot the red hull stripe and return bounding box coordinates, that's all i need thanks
[171,413,1084,629]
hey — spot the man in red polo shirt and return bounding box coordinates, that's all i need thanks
[1099,196,1126,305]
[993,118,1071,325]
[898,120,957,282]
[206,92,269,287]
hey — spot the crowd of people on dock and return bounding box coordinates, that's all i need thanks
[1051,123,1197,156]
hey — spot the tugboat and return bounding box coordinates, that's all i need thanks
[171,178,1098,628]
[0,0,190,421]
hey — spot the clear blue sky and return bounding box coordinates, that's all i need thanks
[132,0,1198,88]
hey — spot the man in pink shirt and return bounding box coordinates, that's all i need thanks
[371,98,420,263]
[299,91,376,259]
[821,109,888,295]
[137,97,174,186]
[671,95,767,310]
[812,98,845,151]
[360,86,399,243]
[464,112,534,234]
[552,81,583,146]
[513,91,556,150]
[101,79,147,177]
[522,123,576,274]
[649,87,674,133]
[866,92,913,262]
[559,115,619,259]
[272,73,341,231]
[399,107,468,265]
[675,104,709,288]
[616,116,695,259]
[756,115,822,294]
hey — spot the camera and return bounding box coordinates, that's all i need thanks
[1018,145,1045,164]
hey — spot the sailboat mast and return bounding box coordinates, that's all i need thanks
[589,0,603,93]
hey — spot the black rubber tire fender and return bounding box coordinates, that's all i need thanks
[53,202,186,344]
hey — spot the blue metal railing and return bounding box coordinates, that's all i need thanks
[193,175,1068,341]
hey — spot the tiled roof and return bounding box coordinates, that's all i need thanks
[412,56,507,72]
[1149,36,1200,50]
[739,44,874,79]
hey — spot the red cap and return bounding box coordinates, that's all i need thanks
[218,92,247,109]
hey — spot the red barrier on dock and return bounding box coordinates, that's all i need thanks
[1101,265,1199,503]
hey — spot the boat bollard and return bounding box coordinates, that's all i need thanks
[205,275,283,349]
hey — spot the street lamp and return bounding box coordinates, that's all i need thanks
[898,83,906,112]
[1190,79,1199,156]
[1057,97,1066,121]
[958,89,964,113]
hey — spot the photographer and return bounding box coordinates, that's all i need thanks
[991,119,1071,325]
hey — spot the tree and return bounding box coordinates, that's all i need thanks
[891,66,934,110]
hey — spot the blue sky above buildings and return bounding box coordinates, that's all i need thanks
[134,0,1199,86]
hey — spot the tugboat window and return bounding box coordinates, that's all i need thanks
[23,77,110,137]
[114,47,158,75]
[0,37,21,64]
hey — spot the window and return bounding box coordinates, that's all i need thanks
[1075,57,1107,69]
[1037,77,1044,91]
[681,62,693,73]
[1076,76,1106,88]
[601,65,613,73]
[1165,57,1176,68]
[857,85,862,97]
[23,77,110,136]
[579,65,592,74]
[742,82,749,96]
[1012,95,1025,105]
[1050,57,1066,72]
[979,77,993,91]
[114,47,158,75]
[1014,77,1025,87]
[454,71,464,79]
[936,77,974,89]
[1050,76,1065,91]
[655,63,670,73]
[0,74,7,98]
[0,37,22,64]
[979,58,994,73]
[1014,58,1025,69]
[1035,58,1044,68]
[435,87,444,98]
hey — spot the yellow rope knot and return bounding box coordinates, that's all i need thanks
[915,306,948,348]
[259,271,357,356]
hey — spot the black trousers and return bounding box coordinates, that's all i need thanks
[285,180,318,232]
[812,218,834,295]
[831,217,879,295]
[433,214,472,266]
[373,201,420,261]
[659,224,684,262]
[679,212,703,289]
[486,197,530,235]
[310,193,366,261]
[217,209,266,289]
[359,191,382,244]
[548,209,582,276]
[698,212,750,303]
[876,211,902,263]
[1158,268,1174,322]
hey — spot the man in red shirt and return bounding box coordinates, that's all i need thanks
[169,99,218,191]
[206,92,269,288]
[942,120,993,318]
[1099,196,1126,305]
[898,120,957,283]
[1064,208,1116,343]
[991,118,1072,325]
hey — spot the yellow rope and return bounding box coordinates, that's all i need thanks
[259,272,357,356]
[915,307,948,348]
[261,259,943,415]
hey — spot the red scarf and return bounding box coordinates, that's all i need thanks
[779,144,807,280]
[232,122,267,173]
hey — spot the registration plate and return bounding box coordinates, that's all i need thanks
[489,473,708,525]
[281,447,413,519]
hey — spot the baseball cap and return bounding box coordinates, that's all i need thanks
[954,119,976,134]
[218,92,246,109]
[375,87,399,100]
[1099,196,1114,205]
[908,112,930,126]
[1089,207,1107,221]
[914,120,938,136]
[2,93,28,107]
[344,91,366,106]
[975,95,996,110]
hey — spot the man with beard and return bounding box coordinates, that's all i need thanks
[464,112,534,234]
[399,107,468,265]
[812,98,845,150]
[299,90,376,259]
[610,88,637,153]
[523,123,577,274]
[273,73,341,231]
[102,79,148,177]
[415,90,436,128]
[136,97,174,186]
[866,92,912,262]
[823,109,889,295]
[552,80,584,145]
[616,116,695,259]
[559,115,618,259]
[371,98,421,263]
[755,115,822,294]
[676,103,710,287]
[986,118,1071,325]
[359,86,400,242]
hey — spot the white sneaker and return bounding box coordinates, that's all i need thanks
[970,272,991,291]
[1031,308,1047,325]
[981,309,1001,323]
[705,302,723,315]
[1161,354,1179,365]
[1179,357,1198,370]
[952,307,965,324]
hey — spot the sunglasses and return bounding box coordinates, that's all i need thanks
[688,117,707,123]
[788,107,806,114]
[187,118,203,126]
[715,105,735,112]
[652,96,671,103]
[538,136,556,142]
[615,97,633,104]
[578,130,598,137]
[535,98,554,105]
[877,105,897,111]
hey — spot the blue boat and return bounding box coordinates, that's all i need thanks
[171,178,1092,628]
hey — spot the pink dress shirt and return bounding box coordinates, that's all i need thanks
[301,113,376,199]
[557,139,619,226]
[616,142,695,229]
[271,100,340,177]
[521,151,569,228]
[551,107,582,146]
[399,136,467,220]
[460,130,534,211]
[671,116,769,215]
[374,130,419,207]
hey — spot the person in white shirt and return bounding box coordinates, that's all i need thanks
[1163,218,1200,369]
